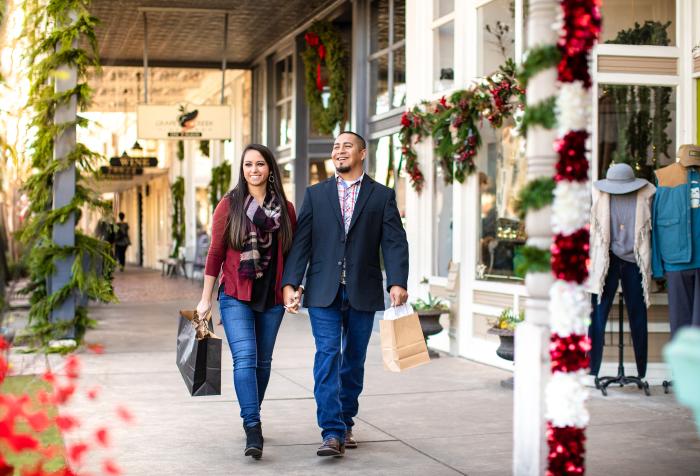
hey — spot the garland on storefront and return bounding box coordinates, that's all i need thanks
[514,177,555,219]
[399,59,524,191]
[301,21,347,135]
[19,0,116,350]
[514,246,551,277]
[177,140,184,162]
[170,176,185,258]
[545,2,600,474]
[208,160,231,213]
[399,105,429,192]
[199,140,210,157]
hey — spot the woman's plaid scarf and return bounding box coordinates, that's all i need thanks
[238,193,282,280]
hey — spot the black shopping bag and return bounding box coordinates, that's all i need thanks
[176,310,222,396]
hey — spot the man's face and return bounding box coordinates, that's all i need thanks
[332,133,366,174]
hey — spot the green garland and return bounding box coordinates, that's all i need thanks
[177,140,184,161]
[209,161,231,212]
[19,0,116,351]
[519,96,556,136]
[514,246,551,277]
[518,45,561,87]
[170,177,185,258]
[514,177,555,219]
[199,140,210,157]
[301,21,347,135]
[399,59,524,191]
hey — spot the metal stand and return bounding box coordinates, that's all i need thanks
[662,380,673,394]
[595,293,650,396]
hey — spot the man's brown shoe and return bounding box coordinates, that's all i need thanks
[345,430,357,449]
[317,437,345,457]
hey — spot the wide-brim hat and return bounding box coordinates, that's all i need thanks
[677,144,700,167]
[594,163,649,195]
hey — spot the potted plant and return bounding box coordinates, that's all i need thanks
[412,294,449,358]
[488,308,524,362]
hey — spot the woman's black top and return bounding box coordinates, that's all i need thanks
[248,233,278,312]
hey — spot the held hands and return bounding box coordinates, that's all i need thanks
[283,285,303,314]
[389,286,408,307]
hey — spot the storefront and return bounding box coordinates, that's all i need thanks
[402,0,695,382]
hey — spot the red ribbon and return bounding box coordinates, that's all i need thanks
[305,31,326,92]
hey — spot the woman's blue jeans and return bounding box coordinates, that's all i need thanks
[219,290,284,428]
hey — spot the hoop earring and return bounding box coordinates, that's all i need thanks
[268,174,275,184]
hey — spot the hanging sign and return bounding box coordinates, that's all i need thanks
[109,154,158,168]
[137,104,232,140]
[100,166,144,179]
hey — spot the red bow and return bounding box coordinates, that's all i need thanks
[305,31,326,92]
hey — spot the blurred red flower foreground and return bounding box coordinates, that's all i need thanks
[0,337,133,475]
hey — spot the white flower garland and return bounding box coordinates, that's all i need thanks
[552,181,591,235]
[545,371,590,428]
[556,80,591,135]
[549,281,592,337]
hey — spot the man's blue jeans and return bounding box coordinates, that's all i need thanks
[308,285,375,442]
[219,290,284,428]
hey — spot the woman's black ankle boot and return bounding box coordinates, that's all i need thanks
[243,423,263,459]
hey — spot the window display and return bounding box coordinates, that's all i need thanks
[477,123,527,280]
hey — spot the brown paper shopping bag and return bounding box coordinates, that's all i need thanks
[380,306,431,372]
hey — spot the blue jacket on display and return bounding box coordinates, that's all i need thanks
[652,163,694,278]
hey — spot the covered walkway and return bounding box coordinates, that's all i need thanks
[21,268,694,475]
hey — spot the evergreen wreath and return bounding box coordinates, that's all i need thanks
[301,21,347,135]
[20,0,116,351]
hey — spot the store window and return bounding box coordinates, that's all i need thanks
[309,157,334,185]
[369,0,406,116]
[368,133,406,217]
[601,0,675,46]
[476,122,527,281]
[275,55,293,148]
[434,163,453,277]
[598,84,676,182]
[478,0,516,75]
[279,160,295,203]
[432,0,454,92]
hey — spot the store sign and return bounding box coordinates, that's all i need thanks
[109,155,158,168]
[100,166,144,179]
[137,104,232,140]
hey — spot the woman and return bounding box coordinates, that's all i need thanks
[197,144,296,460]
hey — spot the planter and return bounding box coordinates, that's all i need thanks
[416,309,446,358]
[488,327,515,389]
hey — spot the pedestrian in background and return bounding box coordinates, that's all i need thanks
[282,131,409,457]
[196,144,296,460]
[114,212,130,272]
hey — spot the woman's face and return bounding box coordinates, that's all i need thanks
[242,149,270,187]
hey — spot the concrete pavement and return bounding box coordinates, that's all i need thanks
[9,267,700,475]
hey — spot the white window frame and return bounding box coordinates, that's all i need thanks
[273,51,294,152]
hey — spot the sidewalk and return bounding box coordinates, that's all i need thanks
[11,268,700,475]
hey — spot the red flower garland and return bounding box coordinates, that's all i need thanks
[399,108,428,192]
[547,1,600,474]
[555,131,590,182]
[546,423,587,476]
[550,335,592,373]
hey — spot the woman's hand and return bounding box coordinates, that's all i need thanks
[196,298,212,318]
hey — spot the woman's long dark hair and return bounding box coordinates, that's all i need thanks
[226,144,293,254]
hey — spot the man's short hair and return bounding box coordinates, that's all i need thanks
[118,212,125,220]
[337,131,366,150]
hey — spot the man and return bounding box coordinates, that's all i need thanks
[282,131,409,457]
[114,212,130,272]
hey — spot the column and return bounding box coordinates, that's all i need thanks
[49,10,78,335]
[512,0,558,474]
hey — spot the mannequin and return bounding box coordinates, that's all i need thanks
[589,163,655,378]
[652,144,700,336]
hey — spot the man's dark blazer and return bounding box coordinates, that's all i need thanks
[281,175,409,312]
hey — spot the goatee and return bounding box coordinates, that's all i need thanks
[336,165,351,173]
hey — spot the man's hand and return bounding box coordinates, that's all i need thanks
[283,285,300,314]
[389,286,408,307]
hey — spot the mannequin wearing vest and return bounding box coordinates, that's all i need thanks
[652,144,700,336]
[589,163,655,378]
